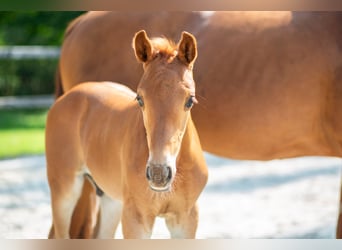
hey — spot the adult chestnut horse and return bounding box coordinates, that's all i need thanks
[47,30,208,238]
[56,11,342,238]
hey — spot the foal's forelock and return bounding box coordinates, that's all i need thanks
[150,37,178,60]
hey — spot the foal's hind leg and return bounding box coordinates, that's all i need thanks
[165,204,199,239]
[49,173,85,239]
[95,195,122,238]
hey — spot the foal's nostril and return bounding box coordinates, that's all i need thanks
[166,166,172,181]
[147,164,172,187]
[146,166,151,181]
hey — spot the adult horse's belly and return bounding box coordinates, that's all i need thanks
[192,72,339,160]
[194,115,333,160]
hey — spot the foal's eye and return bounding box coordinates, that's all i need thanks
[185,96,196,109]
[136,95,144,107]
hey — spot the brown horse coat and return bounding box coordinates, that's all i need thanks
[47,31,208,238]
[56,11,342,237]
[59,11,342,160]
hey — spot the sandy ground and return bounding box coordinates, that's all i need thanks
[0,154,341,239]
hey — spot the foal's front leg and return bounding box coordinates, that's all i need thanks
[121,201,155,239]
[165,204,199,239]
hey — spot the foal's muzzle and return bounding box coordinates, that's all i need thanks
[146,164,172,192]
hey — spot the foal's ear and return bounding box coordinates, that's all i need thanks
[177,31,197,66]
[133,30,153,63]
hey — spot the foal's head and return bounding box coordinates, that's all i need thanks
[133,30,198,192]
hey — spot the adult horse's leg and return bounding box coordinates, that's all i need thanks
[165,204,199,239]
[337,177,342,238]
[95,195,122,238]
[49,174,85,238]
[69,178,100,238]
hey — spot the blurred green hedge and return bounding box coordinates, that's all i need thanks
[0,11,85,97]
[0,58,57,96]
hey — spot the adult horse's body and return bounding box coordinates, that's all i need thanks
[57,11,342,237]
[47,31,208,238]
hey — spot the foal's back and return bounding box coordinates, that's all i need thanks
[46,82,142,198]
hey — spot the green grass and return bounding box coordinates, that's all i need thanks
[0,108,48,159]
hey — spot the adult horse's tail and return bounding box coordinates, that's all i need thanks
[54,63,64,99]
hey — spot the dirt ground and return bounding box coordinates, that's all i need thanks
[0,154,340,239]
